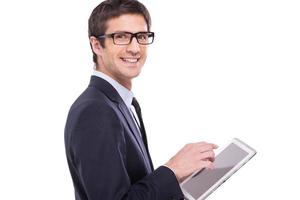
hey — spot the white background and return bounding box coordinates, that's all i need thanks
[0,0,299,199]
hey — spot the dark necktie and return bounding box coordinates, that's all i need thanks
[131,97,154,170]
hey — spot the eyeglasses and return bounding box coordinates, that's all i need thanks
[96,31,155,45]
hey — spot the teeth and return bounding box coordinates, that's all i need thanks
[122,58,138,63]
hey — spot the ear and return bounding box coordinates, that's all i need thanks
[90,36,104,56]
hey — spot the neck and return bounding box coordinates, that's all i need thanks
[119,79,132,90]
[95,68,132,90]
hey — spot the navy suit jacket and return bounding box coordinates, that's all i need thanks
[65,76,184,200]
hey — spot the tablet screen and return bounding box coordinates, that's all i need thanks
[181,143,249,199]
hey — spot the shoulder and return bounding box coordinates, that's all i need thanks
[68,84,117,115]
[65,94,125,152]
[65,85,123,135]
[67,97,120,130]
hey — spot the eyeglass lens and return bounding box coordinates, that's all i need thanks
[113,32,153,45]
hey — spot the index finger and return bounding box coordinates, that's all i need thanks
[198,143,218,153]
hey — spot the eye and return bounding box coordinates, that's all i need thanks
[137,33,148,41]
[114,33,128,39]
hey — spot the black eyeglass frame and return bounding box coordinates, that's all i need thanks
[96,31,155,45]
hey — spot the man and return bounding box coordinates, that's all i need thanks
[65,0,218,199]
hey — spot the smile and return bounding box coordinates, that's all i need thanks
[120,57,140,63]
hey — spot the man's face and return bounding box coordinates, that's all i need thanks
[96,14,148,88]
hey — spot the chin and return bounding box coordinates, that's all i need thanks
[129,70,142,79]
[125,64,142,74]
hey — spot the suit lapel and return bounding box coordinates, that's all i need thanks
[118,103,152,172]
[89,76,152,172]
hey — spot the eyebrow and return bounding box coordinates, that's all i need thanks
[108,30,148,33]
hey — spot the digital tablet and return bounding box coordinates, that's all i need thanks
[180,138,256,200]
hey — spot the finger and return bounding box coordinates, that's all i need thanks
[208,143,218,149]
[203,156,215,162]
[198,143,218,153]
[198,160,214,170]
[193,141,208,147]
[199,150,215,161]
[196,142,218,148]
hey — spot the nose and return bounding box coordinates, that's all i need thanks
[126,37,140,55]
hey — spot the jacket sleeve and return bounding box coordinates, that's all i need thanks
[65,100,184,200]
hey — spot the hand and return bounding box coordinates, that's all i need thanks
[164,142,218,183]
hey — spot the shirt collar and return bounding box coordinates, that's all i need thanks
[93,70,134,109]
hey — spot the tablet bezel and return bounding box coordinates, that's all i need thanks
[180,138,256,200]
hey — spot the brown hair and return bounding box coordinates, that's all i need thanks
[88,0,151,66]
